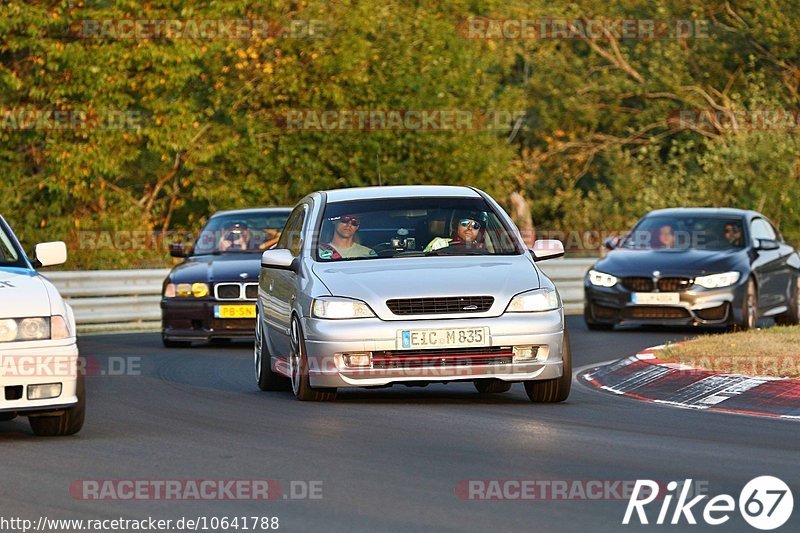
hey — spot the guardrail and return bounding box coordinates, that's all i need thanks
[46,258,595,332]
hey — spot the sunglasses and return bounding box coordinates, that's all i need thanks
[459,219,482,230]
[334,216,360,227]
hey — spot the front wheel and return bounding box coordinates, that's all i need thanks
[28,375,85,436]
[290,317,336,401]
[255,315,290,391]
[524,329,572,403]
[735,279,758,330]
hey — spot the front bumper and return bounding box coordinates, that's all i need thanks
[0,338,79,413]
[301,310,565,388]
[161,299,256,341]
[584,278,746,326]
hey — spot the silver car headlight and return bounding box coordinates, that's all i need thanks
[311,297,376,319]
[506,288,560,313]
[588,269,618,287]
[694,271,741,289]
[0,317,52,342]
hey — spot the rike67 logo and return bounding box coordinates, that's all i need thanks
[624,476,793,530]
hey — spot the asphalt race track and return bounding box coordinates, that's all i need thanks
[2,316,798,532]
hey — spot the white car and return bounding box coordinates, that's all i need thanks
[0,215,84,436]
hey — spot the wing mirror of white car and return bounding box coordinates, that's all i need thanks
[33,241,68,268]
[261,248,297,271]
[756,238,780,251]
[530,239,565,261]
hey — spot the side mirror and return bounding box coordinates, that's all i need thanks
[530,239,565,261]
[169,243,188,258]
[756,238,780,251]
[261,249,297,271]
[32,241,67,268]
[603,236,620,250]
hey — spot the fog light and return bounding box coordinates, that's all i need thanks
[342,353,372,367]
[513,345,538,362]
[27,383,62,400]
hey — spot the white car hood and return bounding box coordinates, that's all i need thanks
[312,255,541,320]
[0,268,52,318]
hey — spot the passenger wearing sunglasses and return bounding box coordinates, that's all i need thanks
[424,211,487,252]
[319,214,377,260]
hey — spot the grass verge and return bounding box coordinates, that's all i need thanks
[658,326,800,379]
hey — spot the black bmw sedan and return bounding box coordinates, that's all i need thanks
[161,207,291,347]
[584,208,800,330]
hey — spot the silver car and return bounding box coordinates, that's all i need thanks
[254,185,570,402]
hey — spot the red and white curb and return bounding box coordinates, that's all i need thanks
[579,345,800,420]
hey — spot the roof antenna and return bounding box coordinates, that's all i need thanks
[376,150,383,186]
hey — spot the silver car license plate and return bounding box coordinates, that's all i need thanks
[397,327,490,350]
[632,292,680,305]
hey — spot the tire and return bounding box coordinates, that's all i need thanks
[255,314,290,391]
[28,375,85,437]
[735,278,758,331]
[162,334,191,348]
[775,277,800,326]
[524,329,572,403]
[584,304,614,331]
[473,379,512,394]
[290,317,336,401]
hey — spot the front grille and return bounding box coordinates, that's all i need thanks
[695,303,729,321]
[657,277,692,292]
[372,346,513,369]
[622,277,654,292]
[215,282,259,301]
[244,283,259,299]
[622,306,690,319]
[386,296,494,315]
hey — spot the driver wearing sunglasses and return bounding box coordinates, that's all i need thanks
[319,214,377,260]
[424,211,487,252]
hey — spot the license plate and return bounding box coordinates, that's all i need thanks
[397,327,490,350]
[632,293,680,305]
[214,305,256,319]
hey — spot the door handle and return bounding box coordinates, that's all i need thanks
[269,280,274,291]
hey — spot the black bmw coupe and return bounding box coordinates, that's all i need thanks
[161,207,291,347]
[584,208,800,330]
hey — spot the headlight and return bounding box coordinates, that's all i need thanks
[164,282,209,298]
[0,317,52,342]
[588,269,618,287]
[311,297,376,319]
[506,288,560,313]
[694,271,741,289]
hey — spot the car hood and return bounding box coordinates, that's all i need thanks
[312,255,540,320]
[0,267,51,317]
[169,253,262,283]
[594,248,747,277]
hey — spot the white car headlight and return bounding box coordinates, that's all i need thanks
[588,269,618,287]
[312,297,376,319]
[694,271,741,289]
[0,317,52,342]
[506,288,560,313]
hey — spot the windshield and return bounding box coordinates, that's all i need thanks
[315,197,523,261]
[0,221,27,269]
[620,215,746,250]
[192,212,290,255]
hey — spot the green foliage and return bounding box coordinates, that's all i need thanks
[1,0,799,268]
